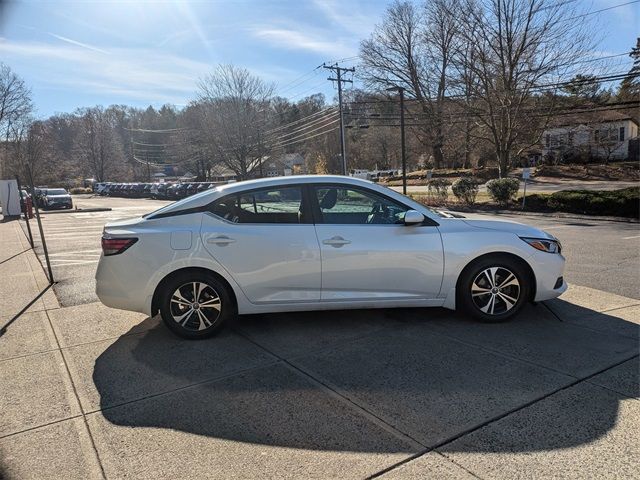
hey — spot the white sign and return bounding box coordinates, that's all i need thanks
[0,179,22,217]
[522,168,531,179]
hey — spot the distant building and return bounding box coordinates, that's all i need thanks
[208,164,237,182]
[541,111,639,162]
[260,153,306,177]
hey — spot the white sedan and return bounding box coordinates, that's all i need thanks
[96,175,566,339]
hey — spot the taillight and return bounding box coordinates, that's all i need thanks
[101,237,138,256]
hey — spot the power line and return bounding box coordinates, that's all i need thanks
[124,127,184,133]
[266,111,339,141]
[567,0,639,19]
[270,117,341,147]
[263,106,338,135]
[271,125,339,149]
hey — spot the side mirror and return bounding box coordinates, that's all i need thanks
[404,210,425,226]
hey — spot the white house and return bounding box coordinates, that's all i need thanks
[541,111,639,162]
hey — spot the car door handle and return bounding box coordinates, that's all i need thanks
[322,236,351,247]
[207,235,236,246]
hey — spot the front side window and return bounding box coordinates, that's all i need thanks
[315,186,408,224]
[210,186,303,224]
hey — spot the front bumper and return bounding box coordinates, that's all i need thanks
[529,251,567,301]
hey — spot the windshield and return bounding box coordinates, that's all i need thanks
[377,183,446,218]
[47,189,68,195]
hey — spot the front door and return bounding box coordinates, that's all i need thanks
[311,185,443,301]
[200,185,321,304]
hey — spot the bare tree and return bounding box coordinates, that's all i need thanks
[0,64,32,134]
[75,107,125,182]
[360,0,460,169]
[457,0,594,176]
[0,64,33,178]
[196,65,274,179]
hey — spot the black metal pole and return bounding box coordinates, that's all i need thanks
[15,176,34,248]
[399,88,407,195]
[26,165,54,284]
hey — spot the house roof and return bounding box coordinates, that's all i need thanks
[548,109,639,129]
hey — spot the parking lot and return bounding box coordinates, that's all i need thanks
[1,195,639,479]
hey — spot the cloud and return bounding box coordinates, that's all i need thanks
[312,0,377,36]
[0,39,212,105]
[48,33,110,55]
[251,26,356,57]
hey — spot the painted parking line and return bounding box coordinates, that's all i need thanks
[50,261,99,267]
[622,235,640,240]
[49,249,102,256]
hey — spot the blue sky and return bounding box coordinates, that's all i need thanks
[0,0,637,118]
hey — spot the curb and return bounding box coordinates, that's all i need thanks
[456,208,639,224]
[39,207,112,215]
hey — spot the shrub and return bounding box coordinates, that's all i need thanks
[521,193,550,211]
[452,177,480,205]
[486,178,520,205]
[519,187,639,218]
[427,178,451,203]
[70,187,92,194]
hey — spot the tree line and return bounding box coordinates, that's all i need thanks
[1,0,638,187]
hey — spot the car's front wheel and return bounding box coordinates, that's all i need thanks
[458,255,530,322]
[159,271,233,339]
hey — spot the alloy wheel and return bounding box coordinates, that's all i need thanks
[471,267,520,315]
[170,282,222,331]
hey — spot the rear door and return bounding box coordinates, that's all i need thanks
[311,184,444,301]
[200,184,321,304]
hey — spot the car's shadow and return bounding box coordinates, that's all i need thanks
[92,301,638,453]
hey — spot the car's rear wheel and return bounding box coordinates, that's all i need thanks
[458,255,530,322]
[159,271,233,339]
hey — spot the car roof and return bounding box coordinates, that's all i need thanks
[146,175,435,221]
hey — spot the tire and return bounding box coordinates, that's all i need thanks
[159,271,234,339]
[457,255,530,323]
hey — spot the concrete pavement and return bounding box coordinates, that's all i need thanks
[1,204,639,479]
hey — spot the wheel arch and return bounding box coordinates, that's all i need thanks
[151,266,238,317]
[455,251,537,304]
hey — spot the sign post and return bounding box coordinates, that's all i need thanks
[522,168,530,209]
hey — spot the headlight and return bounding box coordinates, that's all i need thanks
[521,237,562,254]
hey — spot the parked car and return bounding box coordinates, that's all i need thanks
[174,183,189,199]
[42,188,73,210]
[34,187,48,207]
[185,183,199,197]
[96,175,566,339]
[165,183,180,200]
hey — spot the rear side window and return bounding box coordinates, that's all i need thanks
[209,186,303,224]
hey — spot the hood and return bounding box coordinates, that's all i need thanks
[438,210,555,239]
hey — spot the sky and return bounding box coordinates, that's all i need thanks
[0,0,637,118]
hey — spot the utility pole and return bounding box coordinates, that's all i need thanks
[323,63,354,176]
[387,86,407,194]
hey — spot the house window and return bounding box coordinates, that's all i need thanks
[620,127,625,141]
[545,134,550,147]
[594,130,599,142]
[568,131,574,146]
